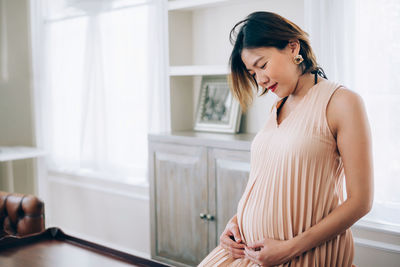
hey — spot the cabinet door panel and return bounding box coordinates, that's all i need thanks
[151,143,208,266]
[208,148,250,249]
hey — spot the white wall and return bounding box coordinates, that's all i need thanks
[46,171,151,257]
[0,0,35,194]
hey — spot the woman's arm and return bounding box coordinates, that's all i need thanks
[288,88,374,258]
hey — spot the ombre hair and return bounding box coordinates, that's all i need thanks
[228,11,326,112]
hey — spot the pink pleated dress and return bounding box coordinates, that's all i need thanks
[199,79,354,267]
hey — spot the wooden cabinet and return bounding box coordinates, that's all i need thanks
[149,131,254,266]
[207,147,252,251]
[149,142,208,266]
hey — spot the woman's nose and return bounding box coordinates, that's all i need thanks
[256,72,269,88]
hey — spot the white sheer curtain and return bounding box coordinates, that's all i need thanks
[305,0,400,229]
[29,0,169,185]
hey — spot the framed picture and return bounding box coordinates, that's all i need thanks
[194,76,241,133]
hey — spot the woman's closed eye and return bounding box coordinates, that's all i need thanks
[249,62,267,79]
[260,62,268,69]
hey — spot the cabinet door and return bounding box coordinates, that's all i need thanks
[149,142,208,266]
[208,148,251,250]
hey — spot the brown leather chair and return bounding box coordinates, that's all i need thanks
[0,191,45,238]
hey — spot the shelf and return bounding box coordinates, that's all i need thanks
[169,65,229,76]
[149,131,255,150]
[0,146,46,162]
[168,0,232,11]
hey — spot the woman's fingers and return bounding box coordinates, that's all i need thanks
[221,232,245,249]
[219,221,246,259]
[221,235,245,249]
[220,241,245,258]
[244,247,262,265]
[222,222,242,243]
[230,225,242,243]
[246,239,264,249]
[219,231,245,258]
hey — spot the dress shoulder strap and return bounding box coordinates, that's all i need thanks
[320,81,343,110]
[305,80,343,138]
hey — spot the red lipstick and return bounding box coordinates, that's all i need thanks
[268,83,278,92]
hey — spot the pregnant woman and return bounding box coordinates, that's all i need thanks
[199,11,373,267]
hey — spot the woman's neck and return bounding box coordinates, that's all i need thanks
[290,72,316,100]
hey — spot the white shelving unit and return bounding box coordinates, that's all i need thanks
[165,0,304,133]
[169,65,229,76]
[168,0,233,11]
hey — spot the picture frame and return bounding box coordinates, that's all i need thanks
[194,76,242,133]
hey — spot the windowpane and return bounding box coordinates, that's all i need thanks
[45,4,150,184]
[354,0,400,226]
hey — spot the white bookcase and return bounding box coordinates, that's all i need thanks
[165,0,305,133]
[168,0,233,10]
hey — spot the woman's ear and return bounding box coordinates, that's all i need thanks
[288,39,300,54]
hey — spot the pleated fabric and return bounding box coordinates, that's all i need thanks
[198,79,354,267]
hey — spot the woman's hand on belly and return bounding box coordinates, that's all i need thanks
[220,215,246,259]
[244,238,294,266]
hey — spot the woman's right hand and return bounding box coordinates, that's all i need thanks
[219,215,245,259]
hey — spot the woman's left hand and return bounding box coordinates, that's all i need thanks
[244,238,294,267]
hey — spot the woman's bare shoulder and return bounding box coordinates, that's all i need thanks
[326,86,367,138]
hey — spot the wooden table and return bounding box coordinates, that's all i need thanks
[0,146,46,192]
[0,228,171,267]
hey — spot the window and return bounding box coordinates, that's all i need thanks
[32,0,164,185]
[353,0,400,228]
[305,0,400,229]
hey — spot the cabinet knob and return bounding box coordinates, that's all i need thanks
[206,214,214,221]
[199,213,206,219]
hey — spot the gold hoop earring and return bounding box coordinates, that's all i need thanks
[293,54,304,65]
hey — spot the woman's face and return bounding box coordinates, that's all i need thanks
[241,43,301,98]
